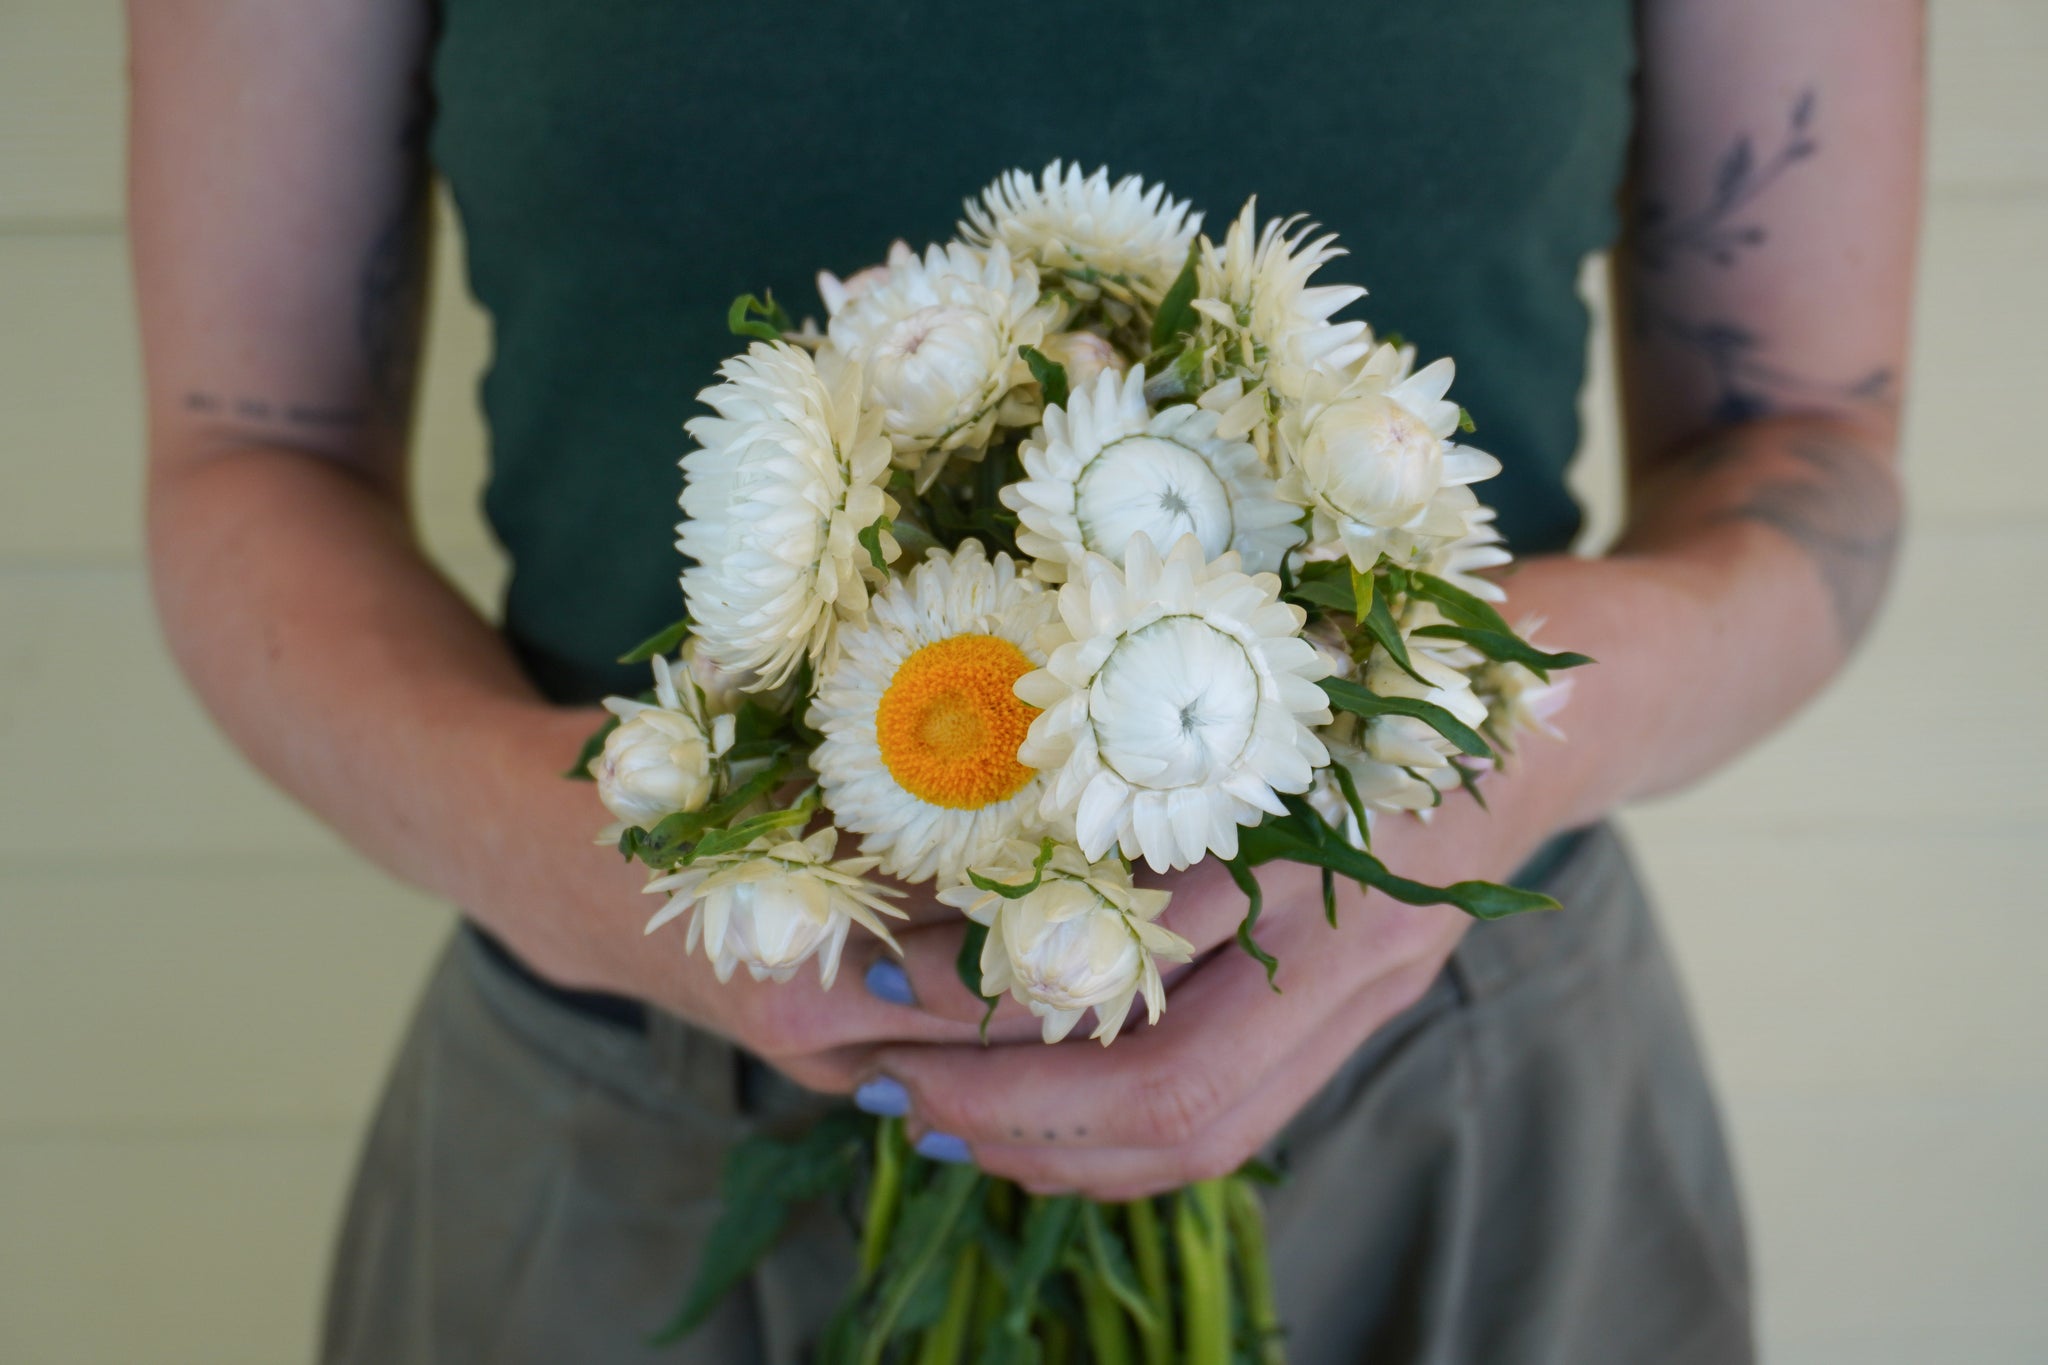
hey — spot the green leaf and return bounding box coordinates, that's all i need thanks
[727,290,794,343]
[1411,624,1594,680]
[617,615,692,665]
[1149,243,1202,350]
[650,1111,870,1344]
[1326,758,1371,852]
[953,920,1000,1043]
[965,838,1059,899]
[1284,575,1356,617]
[862,1163,985,1363]
[1458,406,1477,434]
[1398,568,1514,637]
[1221,858,1281,990]
[856,515,894,573]
[1019,345,1070,410]
[1234,812,1559,921]
[1360,582,1433,688]
[1348,561,1375,627]
[683,804,813,862]
[1078,1203,1162,1340]
[1319,676,1493,760]
[564,711,621,780]
[993,1197,1081,1350]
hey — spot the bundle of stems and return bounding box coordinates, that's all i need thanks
[822,1118,1285,1365]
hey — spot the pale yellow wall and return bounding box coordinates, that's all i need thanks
[1,4,2042,1361]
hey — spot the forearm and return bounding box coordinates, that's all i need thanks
[1475,411,1901,847]
[147,444,642,984]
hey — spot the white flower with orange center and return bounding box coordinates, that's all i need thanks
[807,541,1062,885]
[642,827,905,988]
[938,841,1194,1046]
[1016,533,1334,873]
[1003,366,1303,583]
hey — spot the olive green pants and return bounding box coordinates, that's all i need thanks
[321,824,1753,1364]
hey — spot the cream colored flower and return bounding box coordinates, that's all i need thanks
[678,342,897,690]
[1033,330,1128,393]
[1278,345,1502,572]
[817,240,916,317]
[960,162,1200,308]
[1004,366,1303,583]
[807,541,1063,885]
[1193,200,1372,401]
[643,827,904,988]
[938,841,1193,1045]
[825,241,1049,463]
[591,655,734,836]
[1017,533,1333,873]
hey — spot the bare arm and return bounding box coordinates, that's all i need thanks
[128,1,984,1079]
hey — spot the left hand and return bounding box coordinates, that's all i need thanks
[862,795,1549,1201]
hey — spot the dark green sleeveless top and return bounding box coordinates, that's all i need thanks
[429,1,1636,704]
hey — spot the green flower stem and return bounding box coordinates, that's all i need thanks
[1073,1257,1134,1365]
[1225,1177,1285,1365]
[1123,1200,1174,1365]
[859,1117,906,1284]
[859,1164,980,1365]
[913,1244,981,1365]
[1043,1314,1072,1365]
[1173,1186,1231,1365]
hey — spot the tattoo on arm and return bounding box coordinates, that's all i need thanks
[1632,91,1894,425]
[1707,435,1902,648]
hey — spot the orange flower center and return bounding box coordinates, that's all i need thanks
[875,634,1039,810]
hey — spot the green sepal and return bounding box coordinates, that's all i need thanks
[1149,242,1202,350]
[649,1110,871,1345]
[965,837,1059,899]
[857,515,894,573]
[1019,344,1070,410]
[617,616,692,664]
[1221,858,1281,990]
[1320,676,1493,759]
[1458,406,1477,433]
[727,290,795,343]
[1411,624,1594,680]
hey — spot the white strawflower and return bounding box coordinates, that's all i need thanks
[1004,366,1303,583]
[960,162,1200,308]
[807,541,1063,885]
[1017,533,1333,873]
[591,655,735,836]
[1278,346,1502,572]
[1192,199,1372,401]
[825,241,1049,462]
[1357,642,1489,784]
[643,827,905,988]
[938,841,1194,1045]
[678,343,897,691]
[1032,330,1128,393]
[817,240,915,317]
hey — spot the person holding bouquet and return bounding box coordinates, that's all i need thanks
[127,2,1921,1361]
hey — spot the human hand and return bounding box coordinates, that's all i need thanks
[855,795,1552,1199]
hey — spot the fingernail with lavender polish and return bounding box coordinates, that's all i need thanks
[864,959,916,1007]
[915,1131,972,1165]
[853,1076,909,1118]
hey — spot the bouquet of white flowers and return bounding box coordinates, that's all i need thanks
[573,162,1588,1363]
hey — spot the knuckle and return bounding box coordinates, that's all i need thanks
[1131,1067,1224,1148]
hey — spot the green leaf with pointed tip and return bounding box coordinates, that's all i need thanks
[966,838,1060,899]
[856,515,893,573]
[1349,562,1375,626]
[1458,406,1477,433]
[1079,1202,1162,1339]
[1284,575,1356,617]
[1411,624,1594,680]
[1360,583,1434,687]
[1235,810,1559,921]
[618,616,692,664]
[1150,243,1202,349]
[1319,676,1492,759]
[1398,568,1514,637]
[1019,345,1070,410]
